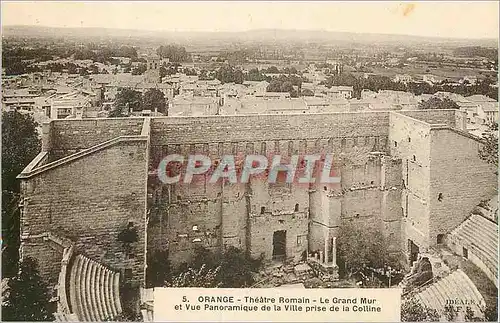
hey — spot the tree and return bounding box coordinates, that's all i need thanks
[170,246,263,288]
[401,297,441,322]
[66,63,78,74]
[79,68,89,76]
[142,89,167,114]
[265,66,280,74]
[110,88,143,117]
[146,250,171,288]
[2,111,41,277]
[464,307,484,322]
[337,222,398,278]
[199,69,213,81]
[484,304,498,322]
[159,66,168,79]
[131,63,147,75]
[217,246,263,288]
[2,257,55,321]
[215,65,244,84]
[266,75,303,97]
[444,305,459,321]
[184,68,197,76]
[160,63,180,77]
[89,64,99,74]
[418,97,460,110]
[156,45,189,62]
[479,122,498,170]
[245,68,268,82]
[283,67,298,75]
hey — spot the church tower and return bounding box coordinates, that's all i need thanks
[144,54,161,83]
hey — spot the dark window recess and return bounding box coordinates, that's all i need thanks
[394,141,398,147]
[260,207,265,214]
[438,193,443,202]
[294,204,299,212]
[413,155,416,162]
[437,234,444,244]
[462,247,468,259]
[408,137,411,142]
[124,269,133,280]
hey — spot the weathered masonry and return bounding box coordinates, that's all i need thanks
[18,110,497,291]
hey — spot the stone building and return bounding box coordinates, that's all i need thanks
[17,110,496,315]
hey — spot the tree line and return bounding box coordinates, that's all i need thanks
[156,45,190,63]
[2,44,139,75]
[321,73,498,100]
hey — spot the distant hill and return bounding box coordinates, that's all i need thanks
[2,25,498,48]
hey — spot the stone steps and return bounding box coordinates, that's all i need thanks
[68,254,123,321]
[453,225,497,274]
[458,224,496,257]
[413,270,485,318]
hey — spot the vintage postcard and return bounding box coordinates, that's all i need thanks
[1,1,498,322]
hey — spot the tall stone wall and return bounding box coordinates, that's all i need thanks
[428,127,497,244]
[20,110,483,282]
[46,118,144,160]
[389,112,432,250]
[147,113,393,266]
[380,156,403,252]
[20,140,148,286]
[389,111,497,256]
[398,109,458,128]
[20,238,64,290]
[149,112,389,145]
[247,178,309,262]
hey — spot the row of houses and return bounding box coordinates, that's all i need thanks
[3,59,497,142]
[432,92,499,135]
[392,73,490,86]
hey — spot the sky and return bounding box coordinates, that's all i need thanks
[1,1,499,39]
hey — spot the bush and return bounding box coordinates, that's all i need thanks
[401,297,440,322]
[218,246,263,288]
[166,265,222,288]
[117,226,138,244]
[2,258,55,321]
[168,246,263,288]
[146,250,170,288]
[338,222,399,278]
